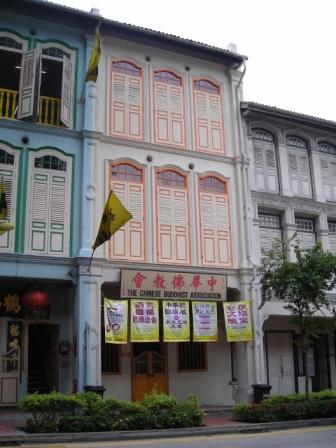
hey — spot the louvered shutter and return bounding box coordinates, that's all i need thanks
[330,162,336,200]
[288,151,300,195]
[321,157,332,200]
[111,181,144,260]
[30,172,49,252]
[111,72,143,139]
[200,192,230,266]
[329,232,336,253]
[0,162,16,252]
[157,187,189,263]
[194,90,223,153]
[265,143,278,192]
[18,50,38,119]
[60,55,72,128]
[254,143,266,190]
[49,173,67,253]
[297,231,315,250]
[299,154,311,197]
[154,81,185,147]
[259,228,282,253]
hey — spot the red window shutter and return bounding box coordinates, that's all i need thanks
[200,192,230,266]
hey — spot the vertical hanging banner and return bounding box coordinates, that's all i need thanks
[223,301,253,342]
[7,321,22,372]
[130,299,159,342]
[104,298,128,344]
[163,300,190,342]
[192,301,218,342]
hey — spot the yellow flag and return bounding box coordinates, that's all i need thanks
[85,24,101,82]
[92,191,132,251]
[0,177,8,220]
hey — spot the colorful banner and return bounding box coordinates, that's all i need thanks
[223,301,253,342]
[163,300,190,342]
[121,270,226,301]
[104,298,128,344]
[130,299,159,342]
[192,301,218,342]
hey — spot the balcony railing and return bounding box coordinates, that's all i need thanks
[0,87,61,126]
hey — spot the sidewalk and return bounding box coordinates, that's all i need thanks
[0,407,336,446]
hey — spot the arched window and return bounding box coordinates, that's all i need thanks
[109,162,145,261]
[153,69,185,147]
[193,78,224,153]
[110,60,143,140]
[252,128,278,193]
[156,169,189,264]
[0,145,18,253]
[318,142,336,202]
[27,150,72,256]
[286,134,311,198]
[199,175,230,266]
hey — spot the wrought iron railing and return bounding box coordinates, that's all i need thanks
[0,87,61,126]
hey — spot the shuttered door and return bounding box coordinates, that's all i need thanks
[111,181,144,260]
[60,55,72,128]
[299,154,311,197]
[265,144,278,192]
[154,82,185,147]
[259,227,282,252]
[111,72,143,139]
[254,143,266,190]
[194,91,224,153]
[0,160,17,252]
[30,171,68,254]
[18,50,37,119]
[200,192,230,266]
[320,157,332,200]
[296,231,316,249]
[157,187,189,263]
[288,151,300,195]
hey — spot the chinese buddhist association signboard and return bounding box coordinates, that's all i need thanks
[121,270,226,301]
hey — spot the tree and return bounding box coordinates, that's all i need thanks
[259,239,336,397]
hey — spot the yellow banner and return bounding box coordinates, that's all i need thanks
[223,301,253,342]
[163,300,190,342]
[130,299,159,342]
[192,301,217,342]
[104,298,128,344]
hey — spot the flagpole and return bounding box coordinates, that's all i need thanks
[79,82,86,104]
[87,250,94,273]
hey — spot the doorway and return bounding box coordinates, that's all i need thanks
[266,332,295,395]
[28,324,59,393]
[132,343,168,401]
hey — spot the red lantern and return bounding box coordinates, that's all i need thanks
[22,290,49,311]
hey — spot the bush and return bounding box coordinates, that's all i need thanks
[233,394,336,423]
[20,391,203,433]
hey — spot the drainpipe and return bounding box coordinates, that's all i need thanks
[234,60,262,384]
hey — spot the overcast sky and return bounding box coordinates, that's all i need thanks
[53,0,336,121]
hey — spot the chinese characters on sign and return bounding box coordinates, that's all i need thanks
[104,298,128,344]
[163,300,190,342]
[192,301,218,342]
[6,321,22,372]
[223,301,253,342]
[0,293,24,318]
[121,270,226,301]
[130,300,159,342]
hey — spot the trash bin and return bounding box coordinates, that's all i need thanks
[84,385,106,400]
[251,384,272,403]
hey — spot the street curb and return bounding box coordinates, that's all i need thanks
[1,417,336,446]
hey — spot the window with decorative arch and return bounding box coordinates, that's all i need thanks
[193,78,224,154]
[109,162,145,261]
[26,150,72,256]
[156,168,190,264]
[286,134,312,198]
[252,128,278,193]
[199,175,231,266]
[318,142,336,202]
[110,60,144,140]
[0,144,19,253]
[0,32,75,127]
[153,69,185,147]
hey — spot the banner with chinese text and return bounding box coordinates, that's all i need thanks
[130,299,159,342]
[7,321,22,372]
[121,270,226,301]
[223,301,253,342]
[163,300,190,342]
[104,299,128,344]
[192,301,217,342]
[0,293,24,318]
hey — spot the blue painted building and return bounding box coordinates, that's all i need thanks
[0,0,102,405]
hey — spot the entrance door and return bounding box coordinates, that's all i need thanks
[312,336,331,391]
[132,343,168,401]
[267,332,295,395]
[28,324,59,393]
